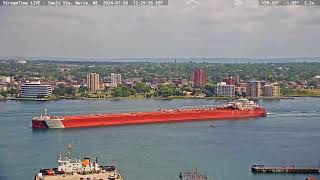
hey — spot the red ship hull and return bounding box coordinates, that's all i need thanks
[32,108,267,129]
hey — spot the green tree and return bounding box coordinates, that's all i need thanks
[112,85,134,97]
[57,75,65,81]
[53,84,67,96]
[145,93,152,98]
[174,90,187,96]
[204,89,214,97]
[66,86,76,96]
[133,82,150,94]
[78,86,89,93]
[204,84,215,97]
[181,85,193,92]
[156,85,175,97]
[0,89,7,98]
[7,88,18,96]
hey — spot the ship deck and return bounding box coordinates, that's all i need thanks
[35,171,123,180]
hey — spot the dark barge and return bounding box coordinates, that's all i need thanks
[251,165,320,174]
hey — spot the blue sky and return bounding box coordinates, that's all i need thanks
[0,0,320,58]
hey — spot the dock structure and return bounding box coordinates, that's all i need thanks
[251,165,320,174]
[179,170,208,180]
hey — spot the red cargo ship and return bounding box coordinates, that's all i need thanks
[32,99,266,129]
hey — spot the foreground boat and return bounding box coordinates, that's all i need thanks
[32,99,267,129]
[34,144,123,180]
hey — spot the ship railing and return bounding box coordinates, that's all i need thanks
[178,102,262,111]
[179,105,222,110]
[58,157,81,162]
[33,115,64,120]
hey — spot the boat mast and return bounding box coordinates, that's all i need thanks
[67,144,72,159]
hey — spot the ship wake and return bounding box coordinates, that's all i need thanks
[267,111,320,117]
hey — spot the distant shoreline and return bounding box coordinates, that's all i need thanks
[2,57,320,64]
[0,96,296,101]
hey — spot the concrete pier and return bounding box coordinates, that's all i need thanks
[251,165,320,174]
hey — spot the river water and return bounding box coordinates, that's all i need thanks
[0,97,319,180]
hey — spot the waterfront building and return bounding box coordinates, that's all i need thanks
[20,81,52,98]
[86,73,100,91]
[111,73,117,87]
[193,68,207,87]
[116,74,121,84]
[122,78,143,85]
[14,59,27,64]
[214,82,235,97]
[236,75,240,84]
[151,77,167,85]
[170,78,189,87]
[99,82,106,90]
[111,73,122,87]
[223,76,237,85]
[246,79,261,97]
[313,76,320,84]
[235,83,246,96]
[0,76,14,83]
[102,82,112,88]
[263,84,281,97]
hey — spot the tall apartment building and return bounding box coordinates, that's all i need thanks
[86,73,100,91]
[214,82,235,97]
[193,68,207,87]
[111,73,122,87]
[246,80,261,97]
[111,73,117,87]
[263,84,281,97]
[20,81,52,98]
[116,74,121,84]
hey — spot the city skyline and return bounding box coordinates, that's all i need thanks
[1,57,320,63]
[1,60,310,99]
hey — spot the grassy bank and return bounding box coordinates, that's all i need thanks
[283,89,320,97]
[55,96,290,100]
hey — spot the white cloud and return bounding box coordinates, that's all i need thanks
[0,0,320,58]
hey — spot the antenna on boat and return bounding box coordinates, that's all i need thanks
[179,172,183,180]
[44,108,47,116]
[67,144,72,159]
